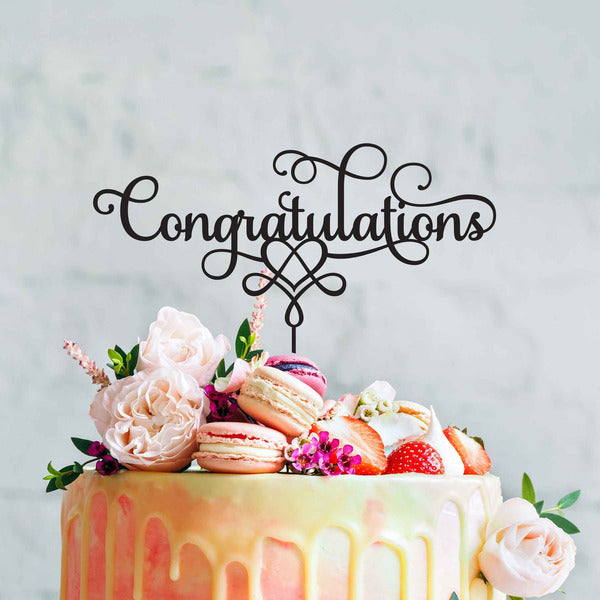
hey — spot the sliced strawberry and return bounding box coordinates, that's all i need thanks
[443,427,491,475]
[385,441,445,475]
[310,416,387,475]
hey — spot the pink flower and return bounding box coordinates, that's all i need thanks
[314,430,339,456]
[137,307,230,386]
[214,358,251,394]
[336,444,362,474]
[479,498,576,597]
[290,440,318,472]
[90,367,209,471]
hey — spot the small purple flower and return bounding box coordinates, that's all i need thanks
[336,444,362,475]
[291,440,318,472]
[88,441,108,457]
[96,455,120,476]
[318,451,342,476]
[205,384,237,421]
[314,431,340,456]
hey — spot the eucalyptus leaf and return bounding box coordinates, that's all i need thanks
[541,513,580,534]
[522,473,536,504]
[557,490,581,509]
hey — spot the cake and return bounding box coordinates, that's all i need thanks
[51,306,578,600]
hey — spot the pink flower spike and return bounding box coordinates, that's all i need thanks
[249,268,272,350]
[63,339,111,390]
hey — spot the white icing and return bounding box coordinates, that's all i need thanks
[421,407,465,476]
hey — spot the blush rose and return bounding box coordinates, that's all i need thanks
[137,306,229,386]
[479,497,576,597]
[90,367,209,471]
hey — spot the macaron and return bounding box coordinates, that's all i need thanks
[237,366,324,437]
[194,422,287,474]
[265,355,327,398]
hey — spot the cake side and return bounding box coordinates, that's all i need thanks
[61,470,505,600]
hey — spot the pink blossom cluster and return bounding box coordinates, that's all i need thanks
[287,431,362,476]
[63,339,111,390]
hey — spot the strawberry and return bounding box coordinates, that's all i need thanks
[310,416,387,475]
[385,441,445,475]
[443,427,491,475]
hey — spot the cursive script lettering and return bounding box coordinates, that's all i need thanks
[93,144,496,350]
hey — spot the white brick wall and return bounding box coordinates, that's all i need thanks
[1,1,597,598]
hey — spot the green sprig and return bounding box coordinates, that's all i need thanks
[211,319,263,384]
[107,343,139,379]
[521,473,581,534]
[44,437,115,493]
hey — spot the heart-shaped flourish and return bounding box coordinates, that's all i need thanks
[243,238,346,351]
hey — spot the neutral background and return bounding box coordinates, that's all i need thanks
[2,2,598,598]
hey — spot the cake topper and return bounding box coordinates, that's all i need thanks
[93,143,496,351]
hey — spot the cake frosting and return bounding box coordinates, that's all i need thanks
[61,470,505,600]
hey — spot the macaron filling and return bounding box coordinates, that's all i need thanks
[246,377,319,424]
[271,362,319,373]
[197,443,284,459]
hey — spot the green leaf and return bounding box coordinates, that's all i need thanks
[114,345,127,359]
[533,500,544,515]
[46,478,58,493]
[522,473,536,504]
[71,437,94,455]
[107,348,123,364]
[245,349,263,361]
[216,359,226,378]
[557,489,581,509]
[128,344,139,373]
[540,513,580,534]
[42,475,54,481]
[47,461,60,476]
[450,593,459,600]
[235,319,251,357]
[508,596,524,600]
[73,461,84,474]
[472,436,485,449]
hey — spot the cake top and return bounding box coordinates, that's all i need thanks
[47,301,580,599]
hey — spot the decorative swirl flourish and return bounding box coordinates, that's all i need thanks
[242,239,345,352]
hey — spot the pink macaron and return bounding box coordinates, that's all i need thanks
[237,366,324,438]
[265,355,327,398]
[194,421,287,474]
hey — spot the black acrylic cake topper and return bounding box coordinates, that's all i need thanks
[93,143,496,352]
